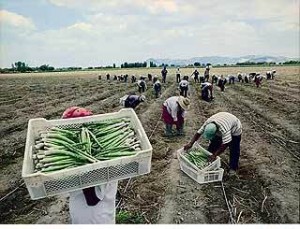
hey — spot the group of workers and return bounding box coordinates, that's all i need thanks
[63,101,242,224]
[64,66,278,224]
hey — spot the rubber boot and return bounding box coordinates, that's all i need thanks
[176,126,184,136]
[165,124,173,137]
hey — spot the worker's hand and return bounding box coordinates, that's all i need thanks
[183,142,193,151]
[208,154,217,163]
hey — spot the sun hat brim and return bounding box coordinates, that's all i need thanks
[178,96,190,110]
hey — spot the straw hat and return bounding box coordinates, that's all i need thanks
[178,96,190,110]
[139,95,146,101]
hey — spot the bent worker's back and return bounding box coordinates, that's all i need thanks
[197,112,242,144]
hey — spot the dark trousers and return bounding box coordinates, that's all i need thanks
[201,88,210,101]
[200,76,205,83]
[138,86,145,93]
[176,74,181,83]
[207,135,241,170]
[218,80,225,91]
[154,85,161,98]
[162,76,166,83]
[205,75,209,82]
[180,86,188,97]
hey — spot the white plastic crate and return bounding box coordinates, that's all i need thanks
[22,108,152,200]
[177,143,223,184]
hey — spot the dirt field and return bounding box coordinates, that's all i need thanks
[0,66,299,224]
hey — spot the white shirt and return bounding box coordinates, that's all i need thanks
[69,181,118,224]
[119,95,129,106]
[153,80,161,88]
[137,80,147,89]
[163,96,186,122]
[179,80,189,87]
[201,82,212,90]
[176,69,181,74]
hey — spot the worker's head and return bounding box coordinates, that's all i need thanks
[203,123,217,140]
[139,95,146,102]
[178,96,190,111]
[62,106,92,119]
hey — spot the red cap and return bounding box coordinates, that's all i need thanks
[62,106,93,119]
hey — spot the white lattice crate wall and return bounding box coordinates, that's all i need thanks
[22,108,152,200]
[177,142,224,184]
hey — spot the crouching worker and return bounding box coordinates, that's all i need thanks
[201,82,213,101]
[184,112,242,176]
[179,78,189,97]
[254,74,263,88]
[137,77,147,93]
[217,75,226,92]
[62,107,118,224]
[120,94,146,109]
[162,96,190,136]
[153,76,162,98]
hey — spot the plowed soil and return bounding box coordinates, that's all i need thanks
[0,66,299,224]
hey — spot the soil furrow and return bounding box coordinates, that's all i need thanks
[212,89,299,223]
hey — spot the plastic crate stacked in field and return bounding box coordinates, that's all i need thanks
[177,142,224,184]
[22,108,152,200]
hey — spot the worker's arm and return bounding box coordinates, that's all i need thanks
[184,132,201,150]
[208,143,228,162]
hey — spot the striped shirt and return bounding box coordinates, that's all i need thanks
[163,96,186,122]
[197,112,242,144]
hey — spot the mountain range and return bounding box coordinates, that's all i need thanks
[146,55,295,66]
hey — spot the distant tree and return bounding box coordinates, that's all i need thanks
[283,60,300,65]
[113,63,116,68]
[150,61,157,67]
[14,61,27,72]
[39,64,55,71]
[120,61,147,68]
[194,62,201,67]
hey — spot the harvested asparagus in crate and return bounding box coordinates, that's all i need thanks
[32,118,141,173]
[184,149,210,170]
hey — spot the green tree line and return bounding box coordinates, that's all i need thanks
[1,60,299,74]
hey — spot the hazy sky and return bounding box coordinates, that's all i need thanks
[0,0,299,68]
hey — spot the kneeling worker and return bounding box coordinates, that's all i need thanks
[162,96,190,136]
[120,94,146,109]
[184,112,242,175]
